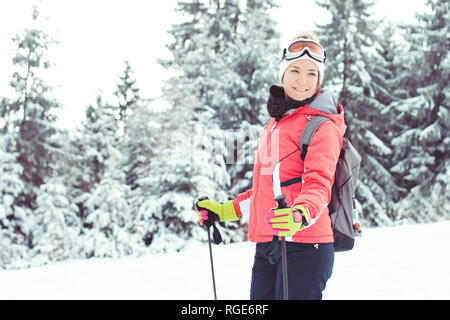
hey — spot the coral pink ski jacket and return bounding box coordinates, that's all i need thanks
[233,88,347,243]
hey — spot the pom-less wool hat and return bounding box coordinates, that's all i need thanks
[278,37,326,86]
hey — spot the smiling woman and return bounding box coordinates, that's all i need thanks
[194,29,346,300]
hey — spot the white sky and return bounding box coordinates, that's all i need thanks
[0,0,427,129]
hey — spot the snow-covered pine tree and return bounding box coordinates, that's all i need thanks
[123,101,157,190]
[150,1,279,246]
[111,61,154,193]
[0,134,29,268]
[4,6,61,209]
[315,0,395,226]
[118,71,161,248]
[69,97,125,257]
[70,97,113,199]
[0,6,65,266]
[139,111,228,251]
[72,97,142,258]
[213,0,279,199]
[123,101,160,247]
[30,116,83,265]
[113,60,141,134]
[372,23,412,102]
[59,99,113,259]
[145,0,234,250]
[82,155,143,258]
[32,177,80,264]
[354,22,410,220]
[388,0,450,222]
[196,0,279,235]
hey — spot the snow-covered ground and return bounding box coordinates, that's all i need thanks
[1,221,449,300]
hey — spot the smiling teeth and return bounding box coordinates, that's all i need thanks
[294,87,307,92]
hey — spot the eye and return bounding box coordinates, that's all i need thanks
[308,72,317,77]
[291,69,299,73]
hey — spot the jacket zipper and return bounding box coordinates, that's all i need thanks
[270,122,277,132]
[270,113,290,132]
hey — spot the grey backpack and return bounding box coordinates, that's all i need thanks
[300,116,362,252]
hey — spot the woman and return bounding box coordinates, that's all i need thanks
[194,32,346,300]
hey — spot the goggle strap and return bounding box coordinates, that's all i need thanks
[281,48,287,61]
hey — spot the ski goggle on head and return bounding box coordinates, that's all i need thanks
[281,38,326,63]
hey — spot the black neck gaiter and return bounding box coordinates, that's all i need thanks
[266,85,317,121]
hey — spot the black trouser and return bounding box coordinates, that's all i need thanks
[250,242,334,300]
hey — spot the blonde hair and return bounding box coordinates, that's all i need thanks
[290,31,321,43]
[288,32,322,92]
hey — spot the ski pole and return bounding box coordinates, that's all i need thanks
[274,194,289,301]
[206,224,217,300]
[196,196,222,300]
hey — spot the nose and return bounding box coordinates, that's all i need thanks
[295,74,308,85]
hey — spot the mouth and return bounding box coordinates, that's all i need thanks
[293,87,308,93]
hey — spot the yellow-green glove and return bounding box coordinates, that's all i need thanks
[194,197,239,226]
[265,205,311,237]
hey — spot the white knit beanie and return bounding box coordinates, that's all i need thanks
[278,39,325,86]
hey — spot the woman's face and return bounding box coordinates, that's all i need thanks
[282,59,319,101]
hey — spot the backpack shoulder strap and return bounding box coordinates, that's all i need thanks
[300,116,331,161]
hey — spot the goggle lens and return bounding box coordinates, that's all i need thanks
[288,41,323,55]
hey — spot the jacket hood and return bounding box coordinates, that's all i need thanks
[307,89,347,136]
[309,89,339,114]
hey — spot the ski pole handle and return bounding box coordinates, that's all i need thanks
[195,196,219,227]
[195,196,222,244]
[266,194,288,264]
[274,194,287,209]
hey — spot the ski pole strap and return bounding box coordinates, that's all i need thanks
[266,235,279,264]
[212,224,222,245]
